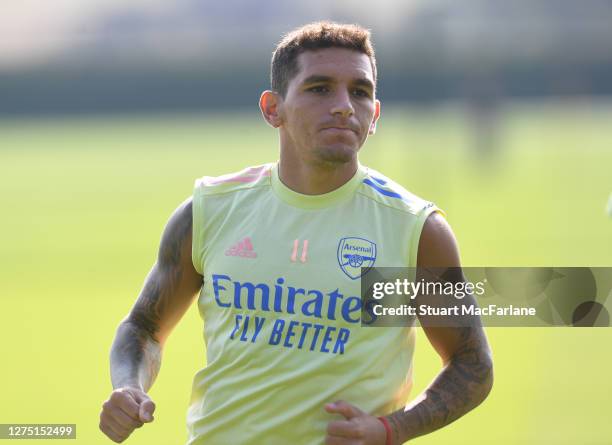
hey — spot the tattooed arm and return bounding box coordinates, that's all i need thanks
[322,213,493,445]
[99,198,203,443]
[385,212,494,444]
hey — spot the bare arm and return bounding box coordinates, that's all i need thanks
[385,212,494,444]
[323,212,493,445]
[100,198,203,443]
[111,197,202,390]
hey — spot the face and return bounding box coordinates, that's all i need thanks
[261,47,381,167]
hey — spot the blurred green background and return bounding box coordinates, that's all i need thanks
[1,101,611,444]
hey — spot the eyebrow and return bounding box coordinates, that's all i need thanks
[301,75,375,92]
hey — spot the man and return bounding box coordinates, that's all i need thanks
[100,22,493,445]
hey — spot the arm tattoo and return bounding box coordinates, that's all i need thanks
[386,326,493,444]
[110,200,193,391]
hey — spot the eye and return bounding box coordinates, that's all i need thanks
[352,88,370,98]
[307,85,329,93]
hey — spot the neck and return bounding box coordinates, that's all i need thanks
[278,152,358,195]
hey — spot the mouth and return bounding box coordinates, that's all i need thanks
[320,127,357,135]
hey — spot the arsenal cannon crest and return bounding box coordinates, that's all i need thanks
[337,237,377,280]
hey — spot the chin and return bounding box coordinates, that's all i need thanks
[313,144,358,165]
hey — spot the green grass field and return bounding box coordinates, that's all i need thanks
[1,101,611,444]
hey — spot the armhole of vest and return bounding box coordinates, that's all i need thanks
[191,183,204,275]
[408,203,446,270]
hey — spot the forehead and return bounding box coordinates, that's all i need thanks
[293,47,374,84]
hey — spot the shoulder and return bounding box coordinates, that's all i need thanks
[417,211,461,268]
[158,197,193,265]
[194,163,273,197]
[166,197,192,230]
[356,166,436,216]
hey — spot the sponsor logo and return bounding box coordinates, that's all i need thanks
[211,274,362,324]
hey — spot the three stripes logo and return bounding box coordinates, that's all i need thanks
[225,237,257,258]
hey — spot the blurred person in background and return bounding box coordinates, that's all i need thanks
[99,21,493,445]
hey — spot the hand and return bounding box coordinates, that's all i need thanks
[99,387,156,443]
[324,400,388,445]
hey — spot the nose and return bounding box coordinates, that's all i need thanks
[329,89,354,118]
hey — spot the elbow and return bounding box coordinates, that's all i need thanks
[123,311,163,344]
[117,317,163,347]
[457,347,494,407]
[478,351,494,403]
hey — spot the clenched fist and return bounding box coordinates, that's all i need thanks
[99,387,156,443]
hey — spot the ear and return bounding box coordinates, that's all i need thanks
[259,90,283,128]
[368,99,381,135]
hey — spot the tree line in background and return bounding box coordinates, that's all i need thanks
[2,50,611,116]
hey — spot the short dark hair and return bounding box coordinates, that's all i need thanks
[271,21,377,98]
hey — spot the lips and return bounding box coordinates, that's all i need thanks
[320,128,356,140]
[320,126,358,134]
[323,127,353,131]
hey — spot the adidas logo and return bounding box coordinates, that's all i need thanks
[225,237,257,258]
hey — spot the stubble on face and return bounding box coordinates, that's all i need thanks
[311,143,356,167]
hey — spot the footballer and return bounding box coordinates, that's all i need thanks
[99,21,493,445]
